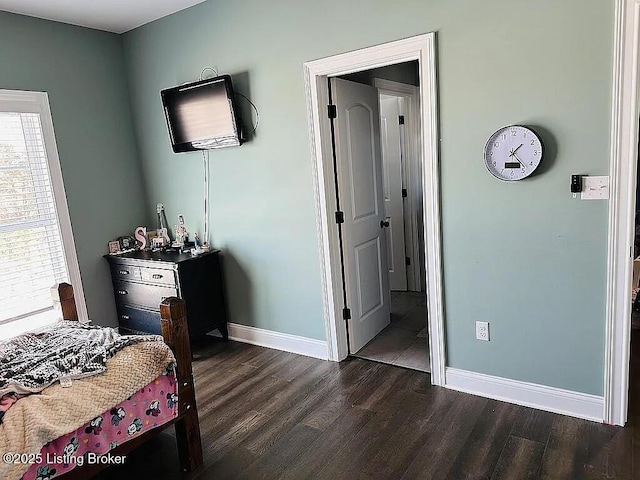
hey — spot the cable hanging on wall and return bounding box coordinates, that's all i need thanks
[193,65,259,247]
[198,65,217,248]
[199,66,218,81]
[235,92,260,136]
[201,149,210,247]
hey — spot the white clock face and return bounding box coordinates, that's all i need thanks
[484,125,543,181]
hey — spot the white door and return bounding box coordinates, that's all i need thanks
[379,94,408,291]
[330,78,391,353]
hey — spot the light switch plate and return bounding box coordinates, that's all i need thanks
[581,176,609,200]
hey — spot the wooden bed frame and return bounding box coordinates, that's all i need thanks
[51,283,203,478]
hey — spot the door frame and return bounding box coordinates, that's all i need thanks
[606,0,640,426]
[374,78,423,292]
[303,33,445,386]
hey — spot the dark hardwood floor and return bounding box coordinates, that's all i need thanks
[96,333,640,479]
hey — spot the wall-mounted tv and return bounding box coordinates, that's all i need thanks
[161,75,243,152]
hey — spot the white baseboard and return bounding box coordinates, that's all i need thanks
[445,367,604,423]
[214,323,329,360]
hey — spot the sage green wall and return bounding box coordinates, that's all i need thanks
[0,12,146,327]
[123,0,613,395]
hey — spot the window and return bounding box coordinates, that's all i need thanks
[0,90,87,338]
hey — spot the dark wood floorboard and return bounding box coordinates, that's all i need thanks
[491,436,545,480]
[313,388,433,480]
[510,407,556,444]
[444,400,520,480]
[95,332,640,480]
[280,406,375,480]
[399,393,488,480]
[236,424,321,480]
[299,360,381,432]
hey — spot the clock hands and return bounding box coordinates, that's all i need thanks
[512,151,525,166]
[508,144,525,167]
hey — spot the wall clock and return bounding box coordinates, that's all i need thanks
[483,125,543,181]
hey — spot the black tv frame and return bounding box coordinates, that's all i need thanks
[161,75,243,153]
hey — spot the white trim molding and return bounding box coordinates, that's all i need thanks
[605,0,640,426]
[217,323,329,360]
[446,368,605,423]
[303,33,445,386]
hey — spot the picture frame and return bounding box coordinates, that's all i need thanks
[148,231,166,249]
[108,240,121,254]
[118,236,135,251]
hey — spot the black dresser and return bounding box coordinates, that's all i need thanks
[105,249,228,342]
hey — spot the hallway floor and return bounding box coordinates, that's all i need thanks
[353,291,429,372]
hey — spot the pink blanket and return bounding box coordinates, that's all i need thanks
[21,371,177,479]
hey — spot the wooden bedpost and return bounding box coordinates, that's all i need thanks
[46,285,203,479]
[52,282,78,321]
[160,297,203,472]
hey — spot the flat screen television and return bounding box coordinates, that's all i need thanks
[161,75,243,152]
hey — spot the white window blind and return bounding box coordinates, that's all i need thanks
[0,111,69,324]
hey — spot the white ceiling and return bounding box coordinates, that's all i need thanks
[0,0,207,34]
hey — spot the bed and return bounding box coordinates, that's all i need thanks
[0,283,202,480]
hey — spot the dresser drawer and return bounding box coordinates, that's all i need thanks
[113,280,178,310]
[110,264,141,282]
[106,249,228,342]
[140,266,175,286]
[116,305,162,335]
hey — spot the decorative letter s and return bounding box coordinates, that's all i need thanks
[134,226,147,250]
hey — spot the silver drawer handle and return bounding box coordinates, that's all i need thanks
[119,270,129,275]
[152,274,163,279]
[118,290,128,295]
[121,315,130,320]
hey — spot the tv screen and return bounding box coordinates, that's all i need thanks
[161,75,243,152]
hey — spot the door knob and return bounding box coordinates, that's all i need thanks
[380,219,390,228]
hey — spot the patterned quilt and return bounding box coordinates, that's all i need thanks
[0,340,175,480]
[0,321,163,396]
[21,369,178,480]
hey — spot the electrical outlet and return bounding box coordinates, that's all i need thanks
[476,321,490,341]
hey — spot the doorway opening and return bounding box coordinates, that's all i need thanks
[333,64,428,372]
[303,33,445,385]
